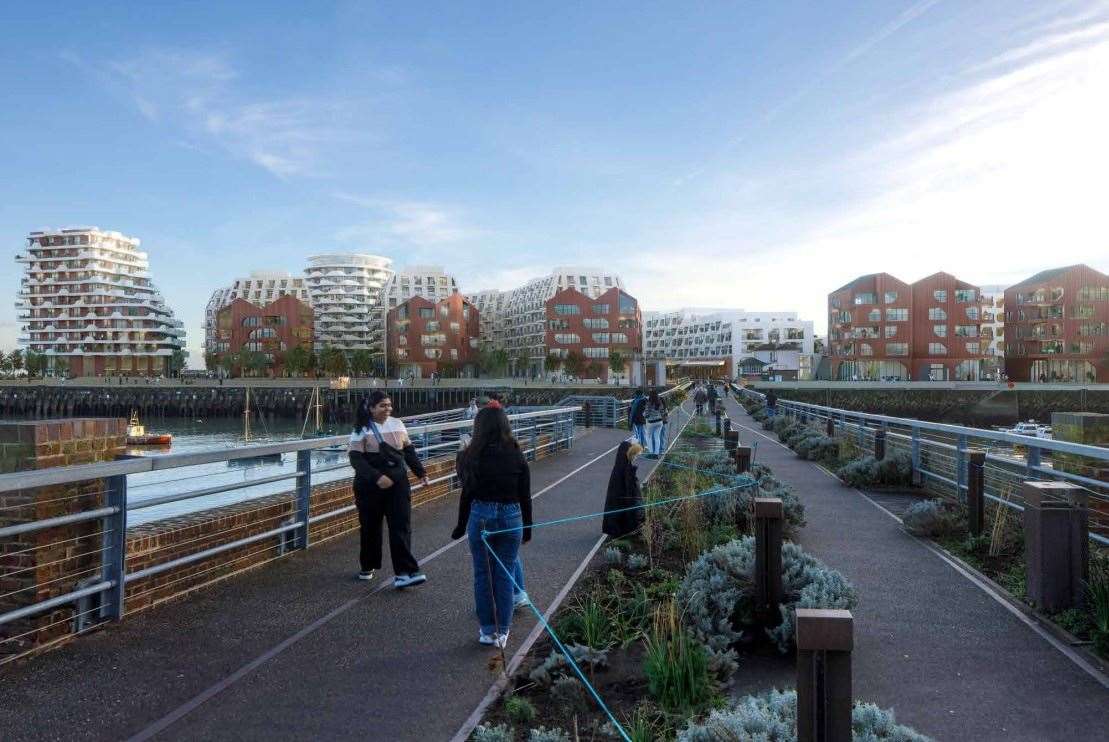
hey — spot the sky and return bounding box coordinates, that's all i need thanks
[3,0,1108,364]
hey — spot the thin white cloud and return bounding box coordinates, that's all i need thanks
[334,194,478,247]
[91,48,365,178]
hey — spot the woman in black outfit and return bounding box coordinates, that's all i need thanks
[348,391,430,588]
[602,440,645,538]
[451,407,532,648]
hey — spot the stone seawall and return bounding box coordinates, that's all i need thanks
[755,385,1109,426]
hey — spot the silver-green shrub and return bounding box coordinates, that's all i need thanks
[626,553,649,571]
[528,727,572,742]
[604,547,624,566]
[471,723,514,742]
[528,644,609,688]
[901,500,961,538]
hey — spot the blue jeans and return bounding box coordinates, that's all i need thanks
[632,423,646,447]
[467,500,523,635]
[645,421,664,455]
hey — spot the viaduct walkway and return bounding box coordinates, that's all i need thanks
[0,424,665,741]
[722,394,1108,742]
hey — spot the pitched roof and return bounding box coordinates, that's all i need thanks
[1007,265,1097,290]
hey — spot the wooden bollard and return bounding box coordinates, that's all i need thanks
[753,497,783,626]
[796,609,853,742]
[873,430,886,461]
[1023,482,1088,612]
[715,411,723,436]
[724,429,739,451]
[966,450,986,537]
[826,417,834,437]
[723,417,732,438]
[734,445,752,474]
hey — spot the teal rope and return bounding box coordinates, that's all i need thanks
[479,532,632,742]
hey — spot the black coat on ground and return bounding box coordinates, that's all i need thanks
[602,441,644,538]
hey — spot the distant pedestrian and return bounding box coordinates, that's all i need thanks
[348,391,430,587]
[602,441,644,539]
[452,407,532,648]
[628,389,647,446]
[693,385,707,415]
[765,390,777,417]
[643,391,668,458]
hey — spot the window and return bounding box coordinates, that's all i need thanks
[1077,285,1109,301]
[582,347,609,358]
[867,309,881,322]
[885,308,908,321]
[418,307,434,319]
[928,307,947,320]
[424,348,442,359]
[450,348,458,360]
[854,292,875,305]
[1070,341,1094,354]
[884,325,897,338]
[611,333,629,344]
[859,343,874,356]
[554,333,581,344]
[955,289,976,302]
[883,291,898,304]
[1079,322,1108,336]
[954,325,978,337]
[965,306,979,320]
[583,317,609,329]
[933,325,947,337]
[591,304,610,314]
[886,342,908,356]
[548,319,569,330]
[555,304,581,315]
[592,333,610,343]
[1050,287,1064,302]
[1072,305,1095,319]
[241,316,260,327]
[965,342,980,354]
[933,289,947,302]
[928,343,947,355]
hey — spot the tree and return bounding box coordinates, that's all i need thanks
[438,360,459,378]
[514,351,531,378]
[544,352,563,378]
[204,352,219,372]
[608,349,627,385]
[0,351,11,376]
[24,351,45,378]
[284,346,311,377]
[477,346,508,377]
[319,347,349,377]
[220,351,239,378]
[563,350,585,379]
[239,350,267,377]
[586,360,603,380]
[349,349,373,377]
[168,349,187,377]
[9,349,23,374]
[53,357,69,378]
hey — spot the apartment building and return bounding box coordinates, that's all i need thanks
[381,266,460,310]
[643,309,815,381]
[545,287,641,380]
[469,289,507,350]
[204,271,311,355]
[387,293,480,378]
[213,295,314,375]
[1004,264,1109,383]
[979,284,1006,378]
[828,272,988,381]
[15,227,185,376]
[304,253,393,352]
[467,267,624,376]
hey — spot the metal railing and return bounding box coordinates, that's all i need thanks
[0,406,579,644]
[556,380,692,428]
[733,385,1109,547]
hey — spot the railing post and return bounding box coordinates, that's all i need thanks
[295,449,312,550]
[873,430,886,461]
[911,426,922,486]
[1026,445,1041,478]
[955,434,968,501]
[796,609,853,742]
[966,450,986,537]
[735,445,752,474]
[825,415,834,437]
[1023,482,1088,613]
[724,429,739,451]
[754,497,783,626]
[101,474,127,621]
[723,417,731,439]
[715,409,723,437]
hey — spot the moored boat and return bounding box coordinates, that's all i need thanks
[126,411,173,446]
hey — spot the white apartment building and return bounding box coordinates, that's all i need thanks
[979,284,1006,377]
[468,267,624,375]
[381,265,460,309]
[203,271,311,354]
[15,227,185,376]
[304,253,393,352]
[643,308,815,380]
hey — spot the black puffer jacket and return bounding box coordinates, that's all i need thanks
[452,442,533,541]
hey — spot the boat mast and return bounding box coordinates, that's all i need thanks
[244,386,251,442]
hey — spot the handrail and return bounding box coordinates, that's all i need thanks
[0,406,582,494]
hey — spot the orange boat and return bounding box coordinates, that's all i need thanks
[126,411,173,446]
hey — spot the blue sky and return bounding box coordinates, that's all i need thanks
[3,0,1108,363]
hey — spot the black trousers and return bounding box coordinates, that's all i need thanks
[353,471,420,575]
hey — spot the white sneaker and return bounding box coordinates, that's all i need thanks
[394,572,427,589]
[478,632,497,645]
[358,570,375,581]
[494,632,509,648]
[513,593,530,610]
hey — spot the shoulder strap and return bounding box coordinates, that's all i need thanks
[367,419,386,446]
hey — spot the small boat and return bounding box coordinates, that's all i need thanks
[999,420,1053,439]
[126,411,173,446]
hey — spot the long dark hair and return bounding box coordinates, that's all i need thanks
[462,407,518,468]
[352,391,390,433]
[648,390,662,408]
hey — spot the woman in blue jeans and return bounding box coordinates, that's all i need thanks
[452,407,532,648]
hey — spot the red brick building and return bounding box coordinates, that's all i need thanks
[1004,264,1109,383]
[545,287,641,381]
[387,293,480,377]
[215,295,314,375]
[829,272,988,381]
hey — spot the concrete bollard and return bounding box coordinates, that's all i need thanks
[874,430,886,461]
[753,497,783,626]
[966,450,986,537]
[796,609,853,742]
[735,445,752,474]
[1023,482,1088,612]
[724,429,739,451]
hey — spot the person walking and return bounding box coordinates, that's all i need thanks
[694,385,707,416]
[451,407,532,648]
[643,390,668,458]
[765,389,778,418]
[628,389,647,446]
[348,391,430,587]
[602,441,644,538]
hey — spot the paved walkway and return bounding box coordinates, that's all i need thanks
[0,424,666,741]
[724,395,1108,742]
